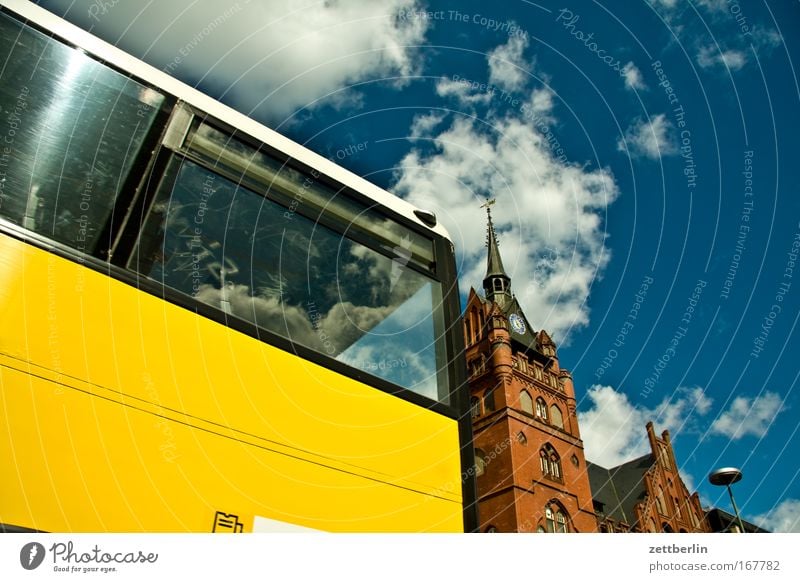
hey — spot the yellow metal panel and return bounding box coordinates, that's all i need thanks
[0,233,464,531]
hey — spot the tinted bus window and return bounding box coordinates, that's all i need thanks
[0,13,165,252]
[131,156,449,402]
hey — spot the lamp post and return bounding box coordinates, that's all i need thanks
[709,467,746,533]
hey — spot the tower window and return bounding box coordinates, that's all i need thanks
[550,404,564,429]
[483,387,496,412]
[535,397,548,421]
[544,502,569,533]
[539,444,562,480]
[470,396,481,419]
[520,390,533,414]
[474,449,487,477]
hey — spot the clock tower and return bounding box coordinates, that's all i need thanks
[464,202,597,532]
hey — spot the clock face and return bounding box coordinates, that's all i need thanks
[509,313,526,334]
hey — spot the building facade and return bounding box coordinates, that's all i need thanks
[466,206,707,533]
[588,422,708,532]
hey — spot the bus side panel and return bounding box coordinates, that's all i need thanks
[0,365,461,532]
[0,233,464,532]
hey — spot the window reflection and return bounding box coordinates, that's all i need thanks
[0,13,165,251]
[132,158,447,401]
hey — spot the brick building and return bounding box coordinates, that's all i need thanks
[588,422,708,532]
[466,205,707,533]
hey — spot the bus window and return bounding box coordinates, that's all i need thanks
[0,12,166,253]
[131,156,448,402]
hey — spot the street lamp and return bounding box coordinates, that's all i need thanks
[709,467,746,533]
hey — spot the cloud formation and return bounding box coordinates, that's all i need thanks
[487,33,531,93]
[753,498,800,533]
[617,114,676,160]
[709,391,784,440]
[578,385,712,467]
[622,62,646,91]
[44,0,429,121]
[393,113,618,340]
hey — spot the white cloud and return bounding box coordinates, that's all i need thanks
[409,111,447,138]
[578,385,713,467]
[622,62,646,91]
[44,0,429,121]
[392,110,618,340]
[697,46,747,71]
[487,33,531,93]
[710,392,784,440]
[392,39,618,342]
[617,114,676,159]
[753,499,800,533]
[435,77,493,107]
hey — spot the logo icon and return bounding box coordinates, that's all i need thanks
[19,542,45,570]
[212,511,244,533]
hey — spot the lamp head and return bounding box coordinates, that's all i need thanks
[709,467,743,487]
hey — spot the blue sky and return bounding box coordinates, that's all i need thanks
[37,0,800,531]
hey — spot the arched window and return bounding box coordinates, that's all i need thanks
[539,444,561,480]
[470,396,481,419]
[520,390,533,414]
[483,388,495,412]
[544,502,569,533]
[484,525,497,533]
[474,449,487,477]
[550,404,563,428]
[662,523,673,533]
[465,317,472,345]
[516,431,527,445]
[535,397,548,420]
[478,310,485,332]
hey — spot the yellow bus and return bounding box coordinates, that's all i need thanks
[0,0,476,533]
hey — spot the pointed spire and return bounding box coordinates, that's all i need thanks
[481,199,512,307]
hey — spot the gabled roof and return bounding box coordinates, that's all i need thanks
[587,454,656,527]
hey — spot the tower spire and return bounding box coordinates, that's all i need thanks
[481,199,512,307]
